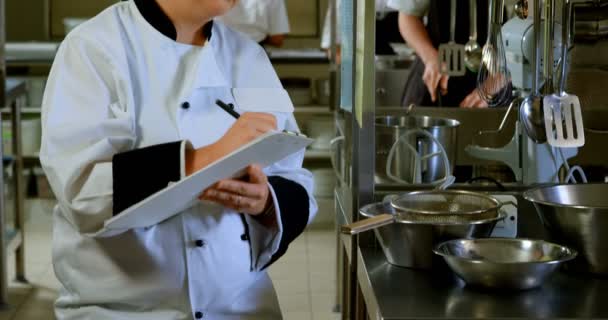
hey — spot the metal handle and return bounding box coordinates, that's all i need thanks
[329,136,347,185]
[470,0,477,41]
[532,0,541,94]
[559,0,580,94]
[451,0,457,43]
[340,214,395,235]
[559,0,570,94]
[476,98,520,137]
[543,0,555,94]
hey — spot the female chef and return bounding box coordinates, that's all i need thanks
[40,0,316,319]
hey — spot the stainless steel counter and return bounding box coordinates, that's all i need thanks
[266,48,330,64]
[357,245,608,320]
[336,185,608,320]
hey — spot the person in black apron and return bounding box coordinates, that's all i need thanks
[399,0,489,107]
[321,3,405,59]
[376,11,405,55]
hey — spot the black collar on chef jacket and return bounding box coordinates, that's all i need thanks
[132,0,213,41]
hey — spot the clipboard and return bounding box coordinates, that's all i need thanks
[92,131,313,237]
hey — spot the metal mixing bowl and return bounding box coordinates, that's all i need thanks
[523,184,608,275]
[356,201,505,269]
[434,238,577,290]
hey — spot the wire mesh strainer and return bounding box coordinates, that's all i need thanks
[388,190,503,224]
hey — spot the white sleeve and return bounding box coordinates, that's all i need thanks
[245,114,317,271]
[387,0,430,16]
[40,36,136,234]
[268,0,290,36]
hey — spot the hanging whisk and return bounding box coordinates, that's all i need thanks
[477,0,513,107]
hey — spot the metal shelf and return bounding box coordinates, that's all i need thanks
[294,106,332,115]
[305,149,331,160]
[0,107,41,114]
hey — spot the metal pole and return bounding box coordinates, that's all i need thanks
[12,96,25,283]
[543,0,555,94]
[351,0,376,318]
[0,0,8,307]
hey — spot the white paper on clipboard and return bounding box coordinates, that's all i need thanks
[91,131,313,237]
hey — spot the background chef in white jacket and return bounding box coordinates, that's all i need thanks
[40,0,316,319]
[217,0,290,47]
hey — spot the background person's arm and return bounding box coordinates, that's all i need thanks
[265,0,290,47]
[264,34,286,47]
[398,13,448,102]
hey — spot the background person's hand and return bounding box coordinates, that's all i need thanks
[459,90,488,108]
[201,165,272,216]
[186,112,277,175]
[422,51,449,102]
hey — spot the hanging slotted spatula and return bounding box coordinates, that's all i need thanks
[542,2,585,148]
[439,0,466,76]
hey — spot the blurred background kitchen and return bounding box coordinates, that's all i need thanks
[1,0,608,319]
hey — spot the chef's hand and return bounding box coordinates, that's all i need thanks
[459,90,488,108]
[201,165,273,217]
[422,51,449,103]
[186,112,277,175]
[214,112,277,156]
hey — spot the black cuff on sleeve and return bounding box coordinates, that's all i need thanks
[262,176,310,269]
[112,141,182,215]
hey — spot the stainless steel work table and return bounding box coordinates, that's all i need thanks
[336,185,608,320]
[356,245,608,320]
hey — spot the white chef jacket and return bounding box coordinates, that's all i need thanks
[321,0,398,49]
[217,0,290,43]
[40,1,316,319]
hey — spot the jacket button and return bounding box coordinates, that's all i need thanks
[240,233,249,241]
[195,240,206,247]
[194,311,203,319]
[181,101,190,109]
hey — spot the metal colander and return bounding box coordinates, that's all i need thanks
[387,190,502,224]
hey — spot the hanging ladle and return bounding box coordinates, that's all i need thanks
[464,0,482,72]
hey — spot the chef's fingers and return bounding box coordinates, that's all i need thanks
[213,180,266,200]
[473,94,489,108]
[440,75,449,95]
[251,122,276,135]
[201,189,259,213]
[424,75,437,102]
[247,165,268,185]
[242,112,277,129]
[459,90,479,108]
[459,95,472,108]
[241,117,275,133]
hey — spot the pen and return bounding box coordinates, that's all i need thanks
[215,99,241,119]
[215,99,307,138]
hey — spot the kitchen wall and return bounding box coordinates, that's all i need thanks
[6,0,330,49]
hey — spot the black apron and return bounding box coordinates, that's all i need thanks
[376,11,404,55]
[402,0,489,107]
